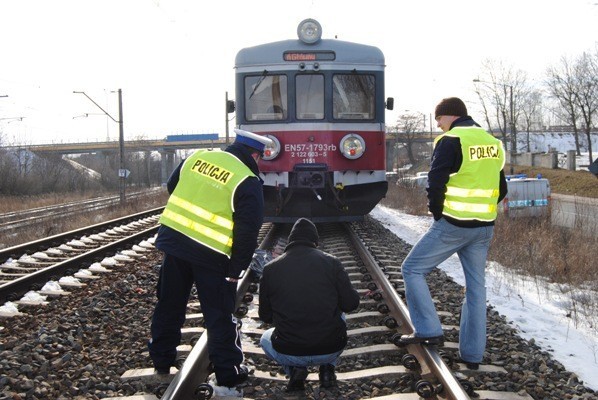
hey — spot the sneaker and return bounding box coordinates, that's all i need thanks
[318,364,337,388]
[217,365,249,388]
[286,367,308,392]
[398,333,444,346]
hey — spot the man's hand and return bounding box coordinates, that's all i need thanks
[225,277,239,283]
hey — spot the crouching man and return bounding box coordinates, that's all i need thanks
[258,218,360,392]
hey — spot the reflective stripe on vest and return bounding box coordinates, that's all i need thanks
[167,195,233,231]
[445,187,500,198]
[159,150,255,256]
[161,207,233,248]
[436,127,505,221]
[444,200,498,214]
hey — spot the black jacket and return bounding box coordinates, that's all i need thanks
[258,240,360,356]
[155,143,265,279]
[427,116,508,228]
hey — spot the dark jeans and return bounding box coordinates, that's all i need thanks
[148,254,242,382]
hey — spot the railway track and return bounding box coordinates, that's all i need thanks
[0,208,164,305]
[114,222,533,400]
[1,215,595,399]
[0,189,162,234]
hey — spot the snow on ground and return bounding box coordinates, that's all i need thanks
[370,205,598,390]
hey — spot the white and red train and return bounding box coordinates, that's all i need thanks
[234,19,394,222]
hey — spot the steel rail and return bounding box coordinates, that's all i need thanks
[0,207,164,264]
[161,221,471,399]
[0,190,162,231]
[0,225,160,303]
[159,223,280,400]
[344,222,471,400]
[0,195,114,223]
[0,200,122,231]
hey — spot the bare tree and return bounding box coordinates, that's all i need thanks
[0,149,19,194]
[392,112,426,166]
[14,148,34,178]
[545,56,583,155]
[572,52,597,164]
[472,83,494,133]
[519,89,544,152]
[33,154,70,194]
[473,59,527,154]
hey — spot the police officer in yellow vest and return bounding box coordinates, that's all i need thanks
[398,97,507,371]
[149,129,273,388]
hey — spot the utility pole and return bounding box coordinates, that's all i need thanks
[74,89,126,205]
[429,113,434,156]
[509,85,516,174]
[395,127,400,172]
[117,89,125,204]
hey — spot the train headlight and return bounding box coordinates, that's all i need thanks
[262,135,281,160]
[297,19,322,44]
[340,134,366,159]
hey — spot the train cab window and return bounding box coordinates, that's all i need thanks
[296,74,324,120]
[245,75,288,121]
[332,74,375,120]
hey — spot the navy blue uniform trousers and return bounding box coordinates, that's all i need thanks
[148,253,243,381]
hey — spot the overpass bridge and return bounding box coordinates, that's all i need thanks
[5,135,231,184]
[21,137,229,155]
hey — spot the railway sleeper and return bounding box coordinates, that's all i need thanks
[121,346,508,399]
[106,391,533,400]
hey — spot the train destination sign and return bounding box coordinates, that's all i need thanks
[283,51,335,61]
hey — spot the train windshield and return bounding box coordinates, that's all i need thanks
[333,74,375,120]
[243,72,376,121]
[296,74,324,120]
[245,74,288,121]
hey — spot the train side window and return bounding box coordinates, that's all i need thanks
[245,75,288,121]
[296,74,324,120]
[332,74,375,120]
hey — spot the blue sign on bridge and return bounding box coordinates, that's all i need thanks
[165,134,219,142]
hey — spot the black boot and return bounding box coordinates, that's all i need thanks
[217,365,249,388]
[154,367,170,375]
[286,367,308,392]
[459,358,480,370]
[318,364,336,388]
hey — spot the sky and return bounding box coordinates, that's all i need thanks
[370,206,598,392]
[1,0,598,145]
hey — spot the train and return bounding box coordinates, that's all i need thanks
[233,18,394,222]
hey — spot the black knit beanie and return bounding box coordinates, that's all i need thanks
[288,218,319,245]
[434,97,468,118]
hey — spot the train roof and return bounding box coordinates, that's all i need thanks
[235,38,386,69]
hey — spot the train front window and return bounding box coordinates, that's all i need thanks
[245,75,288,121]
[296,74,324,120]
[332,74,375,120]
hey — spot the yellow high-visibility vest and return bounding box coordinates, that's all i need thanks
[434,127,505,221]
[159,149,256,256]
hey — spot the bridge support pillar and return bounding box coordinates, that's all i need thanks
[385,139,395,172]
[160,150,177,186]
